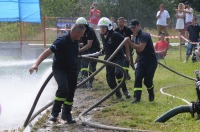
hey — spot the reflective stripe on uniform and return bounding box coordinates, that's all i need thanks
[81,68,89,72]
[116,78,123,82]
[134,88,142,91]
[64,100,73,105]
[55,96,66,101]
[123,67,129,71]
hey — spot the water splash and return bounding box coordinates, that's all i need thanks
[0,59,54,131]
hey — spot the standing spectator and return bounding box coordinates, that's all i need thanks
[29,24,86,123]
[76,17,100,88]
[156,4,170,43]
[126,19,158,103]
[154,32,169,59]
[115,17,133,80]
[110,17,118,30]
[89,2,100,29]
[175,3,185,45]
[184,17,200,63]
[98,17,131,100]
[184,1,193,32]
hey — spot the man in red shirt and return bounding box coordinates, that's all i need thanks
[154,32,169,59]
[89,2,100,29]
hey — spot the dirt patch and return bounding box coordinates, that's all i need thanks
[32,87,115,132]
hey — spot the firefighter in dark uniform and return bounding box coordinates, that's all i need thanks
[98,17,131,99]
[115,17,133,80]
[126,19,157,103]
[76,17,100,88]
[29,24,86,123]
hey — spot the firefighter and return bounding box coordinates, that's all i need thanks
[29,24,86,123]
[115,17,133,80]
[98,17,131,99]
[126,19,157,103]
[76,17,100,88]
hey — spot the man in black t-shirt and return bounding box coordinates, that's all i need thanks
[126,19,157,103]
[29,24,86,123]
[76,17,100,88]
[115,17,133,80]
[184,17,200,63]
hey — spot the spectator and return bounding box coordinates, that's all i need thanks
[184,17,200,63]
[154,32,169,60]
[183,1,193,45]
[156,4,170,43]
[89,2,100,29]
[184,1,193,31]
[110,17,118,30]
[175,3,185,45]
[29,24,86,123]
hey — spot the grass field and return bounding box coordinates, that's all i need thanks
[92,46,200,132]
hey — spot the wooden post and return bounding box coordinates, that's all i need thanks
[179,33,182,61]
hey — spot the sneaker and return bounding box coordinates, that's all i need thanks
[49,115,57,122]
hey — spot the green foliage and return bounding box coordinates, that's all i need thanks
[40,0,199,28]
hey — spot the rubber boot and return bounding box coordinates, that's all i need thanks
[49,100,63,122]
[131,91,142,103]
[122,84,131,99]
[115,89,122,100]
[148,88,155,102]
[61,104,76,124]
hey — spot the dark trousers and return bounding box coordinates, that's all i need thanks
[52,68,77,116]
[81,56,98,78]
[106,58,128,96]
[134,60,157,88]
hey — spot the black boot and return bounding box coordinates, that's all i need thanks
[49,100,63,122]
[148,88,155,102]
[61,105,76,124]
[115,89,122,100]
[122,84,131,99]
[131,91,142,103]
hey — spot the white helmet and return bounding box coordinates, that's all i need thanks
[98,17,113,30]
[76,17,88,25]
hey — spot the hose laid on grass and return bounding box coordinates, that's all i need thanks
[158,62,196,81]
[155,105,192,123]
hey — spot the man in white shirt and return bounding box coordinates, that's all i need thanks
[156,4,170,43]
[184,1,193,39]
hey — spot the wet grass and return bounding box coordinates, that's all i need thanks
[93,46,200,132]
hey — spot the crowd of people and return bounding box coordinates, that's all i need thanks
[28,1,200,124]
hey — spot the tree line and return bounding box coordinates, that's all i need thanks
[40,0,200,28]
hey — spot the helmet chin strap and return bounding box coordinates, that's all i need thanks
[103,27,109,35]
